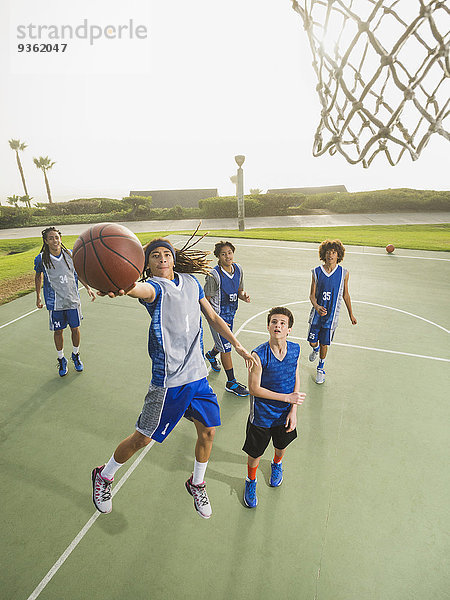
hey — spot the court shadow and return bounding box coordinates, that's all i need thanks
[0,376,81,445]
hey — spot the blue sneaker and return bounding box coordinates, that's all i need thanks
[205,351,221,372]
[244,477,258,508]
[225,380,249,397]
[58,356,68,377]
[71,352,84,372]
[270,461,283,487]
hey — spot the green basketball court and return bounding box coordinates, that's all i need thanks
[1,236,449,599]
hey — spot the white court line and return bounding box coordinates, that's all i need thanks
[242,329,450,362]
[0,287,90,330]
[0,308,38,329]
[26,441,155,600]
[195,239,450,261]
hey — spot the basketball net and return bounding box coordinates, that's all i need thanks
[292,0,450,166]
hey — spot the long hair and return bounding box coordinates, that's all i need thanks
[39,227,72,270]
[141,224,211,279]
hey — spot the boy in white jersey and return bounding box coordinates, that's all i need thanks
[92,237,256,519]
[308,239,357,384]
[243,307,305,508]
[34,227,95,377]
[204,241,251,397]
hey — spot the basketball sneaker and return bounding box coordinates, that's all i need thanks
[185,475,212,519]
[244,477,258,508]
[309,346,320,362]
[225,380,249,397]
[316,368,326,384]
[71,352,84,372]
[205,351,221,372]
[270,461,283,487]
[57,356,68,377]
[91,465,113,514]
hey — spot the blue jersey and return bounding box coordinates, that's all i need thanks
[139,273,208,388]
[309,265,347,330]
[204,264,243,323]
[250,341,300,428]
[34,251,80,311]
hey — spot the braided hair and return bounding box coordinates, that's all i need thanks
[141,224,211,280]
[39,227,72,270]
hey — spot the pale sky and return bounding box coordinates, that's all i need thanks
[1,0,449,204]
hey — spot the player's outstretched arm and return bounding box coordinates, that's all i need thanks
[98,282,156,303]
[248,353,305,406]
[199,297,256,369]
[343,272,357,324]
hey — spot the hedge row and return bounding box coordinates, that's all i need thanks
[1,189,448,229]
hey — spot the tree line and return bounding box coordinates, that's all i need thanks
[7,138,55,207]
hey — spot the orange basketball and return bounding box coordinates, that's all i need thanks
[72,223,145,293]
[386,244,395,253]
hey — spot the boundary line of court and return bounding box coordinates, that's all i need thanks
[0,287,90,330]
[242,329,449,362]
[26,441,155,600]
[194,239,450,262]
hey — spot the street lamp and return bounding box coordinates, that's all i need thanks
[235,154,245,231]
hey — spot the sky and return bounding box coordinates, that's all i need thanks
[1,0,449,204]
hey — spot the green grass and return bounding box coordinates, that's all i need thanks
[0,232,170,283]
[0,224,448,303]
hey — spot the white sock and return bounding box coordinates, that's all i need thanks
[57,350,64,359]
[72,346,80,355]
[192,459,208,485]
[101,454,124,481]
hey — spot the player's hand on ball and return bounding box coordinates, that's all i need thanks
[286,391,306,405]
[97,289,126,298]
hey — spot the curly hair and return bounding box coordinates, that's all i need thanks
[141,225,211,279]
[39,227,72,270]
[213,240,236,258]
[318,239,345,263]
[267,306,294,328]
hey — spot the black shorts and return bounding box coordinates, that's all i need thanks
[242,418,297,459]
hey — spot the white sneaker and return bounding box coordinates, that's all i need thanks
[91,465,113,513]
[309,347,320,362]
[185,475,212,519]
[316,368,325,384]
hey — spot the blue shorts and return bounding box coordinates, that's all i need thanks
[49,308,82,331]
[135,377,221,443]
[307,324,335,346]
[209,317,234,353]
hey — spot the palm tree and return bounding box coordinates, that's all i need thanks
[8,139,29,196]
[7,194,20,207]
[33,156,56,204]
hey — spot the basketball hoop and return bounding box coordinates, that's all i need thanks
[292,0,450,167]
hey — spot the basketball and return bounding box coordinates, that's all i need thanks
[386,244,395,254]
[72,223,145,293]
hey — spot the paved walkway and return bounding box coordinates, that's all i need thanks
[0,211,448,239]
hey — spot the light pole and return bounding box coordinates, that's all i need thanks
[235,154,245,231]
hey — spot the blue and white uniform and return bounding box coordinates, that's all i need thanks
[34,250,82,330]
[308,264,347,345]
[204,263,244,353]
[249,341,300,428]
[136,272,220,443]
